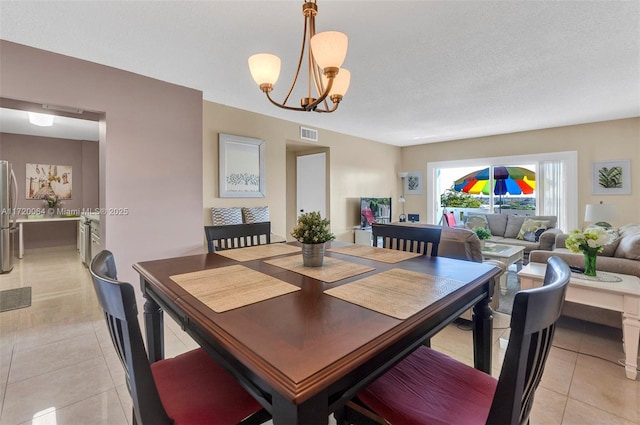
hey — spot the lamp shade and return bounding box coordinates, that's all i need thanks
[310,31,348,70]
[322,68,351,97]
[585,203,616,224]
[248,53,281,86]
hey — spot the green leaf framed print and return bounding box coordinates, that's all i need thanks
[592,160,631,195]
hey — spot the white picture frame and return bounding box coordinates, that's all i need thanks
[219,133,266,198]
[592,160,631,195]
[405,171,423,195]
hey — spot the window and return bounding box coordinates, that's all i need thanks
[427,152,578,231]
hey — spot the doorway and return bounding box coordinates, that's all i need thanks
[296,152,327,218]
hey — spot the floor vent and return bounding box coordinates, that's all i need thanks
[300,126,318,142]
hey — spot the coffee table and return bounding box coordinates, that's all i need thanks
[518,262,640,380]
[481,243,525,295]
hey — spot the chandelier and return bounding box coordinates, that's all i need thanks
[248,1,350,113]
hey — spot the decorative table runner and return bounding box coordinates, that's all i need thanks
[214,243,301,262]
[572,271,623,283]
[325,268,467,319]
[170,265,300,313]
[264,255,375,283]
[327,245,422,263]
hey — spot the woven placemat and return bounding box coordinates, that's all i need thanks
[325,268,467,320]
[327,245,422,263]
[170,265,300,313]
[214,243,301,262]
[264,255,375,283]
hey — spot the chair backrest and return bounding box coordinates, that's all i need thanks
[89,250,172,425]
[204,222,271,253]
[487,256,570,425]
[371,223,442,256]
[443,212,457,227]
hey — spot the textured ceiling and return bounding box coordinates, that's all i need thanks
[1,0,638,146]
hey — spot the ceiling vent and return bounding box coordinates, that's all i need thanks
[300,126,318,142]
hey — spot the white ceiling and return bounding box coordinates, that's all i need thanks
[0,0,638,147]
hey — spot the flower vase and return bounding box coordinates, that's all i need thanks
[583,251,597,277]
[302,243,325,267]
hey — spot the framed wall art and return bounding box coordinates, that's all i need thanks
[26,163,72,199]
[405,171,423,195]
[219,133,265,198]
[592,160,631,195]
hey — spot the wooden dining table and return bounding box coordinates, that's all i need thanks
[133,241,501,425]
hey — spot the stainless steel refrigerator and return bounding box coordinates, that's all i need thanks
[1,160,18,273]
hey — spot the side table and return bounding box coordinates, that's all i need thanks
[481,243,525,295]
[518,262,640,380]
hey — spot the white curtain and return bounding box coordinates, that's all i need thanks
[538,159,567,231]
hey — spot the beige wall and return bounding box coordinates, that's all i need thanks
[401,118,640,227]
[202,101,402,242]
[0,41,203,283]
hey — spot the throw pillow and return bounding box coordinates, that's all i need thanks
[464,214,489,232]
[517,219,550,242]
[504,215,526,239]
[614,233,640,260]
[241,206,270,224]
[211,207,242,225]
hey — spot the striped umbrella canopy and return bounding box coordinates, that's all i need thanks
[453,166,536,195]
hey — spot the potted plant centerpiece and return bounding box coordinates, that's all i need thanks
[291,211,335,267]
[474,227,492,249]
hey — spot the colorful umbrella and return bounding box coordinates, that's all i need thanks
[453,166,536,196]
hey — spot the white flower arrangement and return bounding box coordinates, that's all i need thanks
[565,227,613,255]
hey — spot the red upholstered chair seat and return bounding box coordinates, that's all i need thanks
[357,346,497,425]
[152,348,263,425]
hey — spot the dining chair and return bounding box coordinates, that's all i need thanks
[89,250,270,425]
[204,222,271,252]
[335,256,570,425]
[371,223,442,256]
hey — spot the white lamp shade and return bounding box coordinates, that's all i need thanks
[585,203,616,223]
[248,53,281,86]
[28,112,54,127]
[310,31,348,70]
[322,68,351,97]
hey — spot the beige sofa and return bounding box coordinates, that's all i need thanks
[464,213,561,261]
[529,223,640,327]
[439,226,506,311]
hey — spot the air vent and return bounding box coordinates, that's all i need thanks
[300,126,318,142]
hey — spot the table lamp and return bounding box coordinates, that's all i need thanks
[584,202,616,228]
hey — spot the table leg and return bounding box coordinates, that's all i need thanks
[142,287,164,363]
[272,391,328,425]
[499,272,508,295]
[18,222,23,259]
[622,313,639,380]
[472,291,493,374]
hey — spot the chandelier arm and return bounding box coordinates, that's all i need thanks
[282,13,310,106]
[265,91,307,112]
[301,76,334,110]
[313,102,339,113]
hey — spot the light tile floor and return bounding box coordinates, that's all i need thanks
[0,246,638,424]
